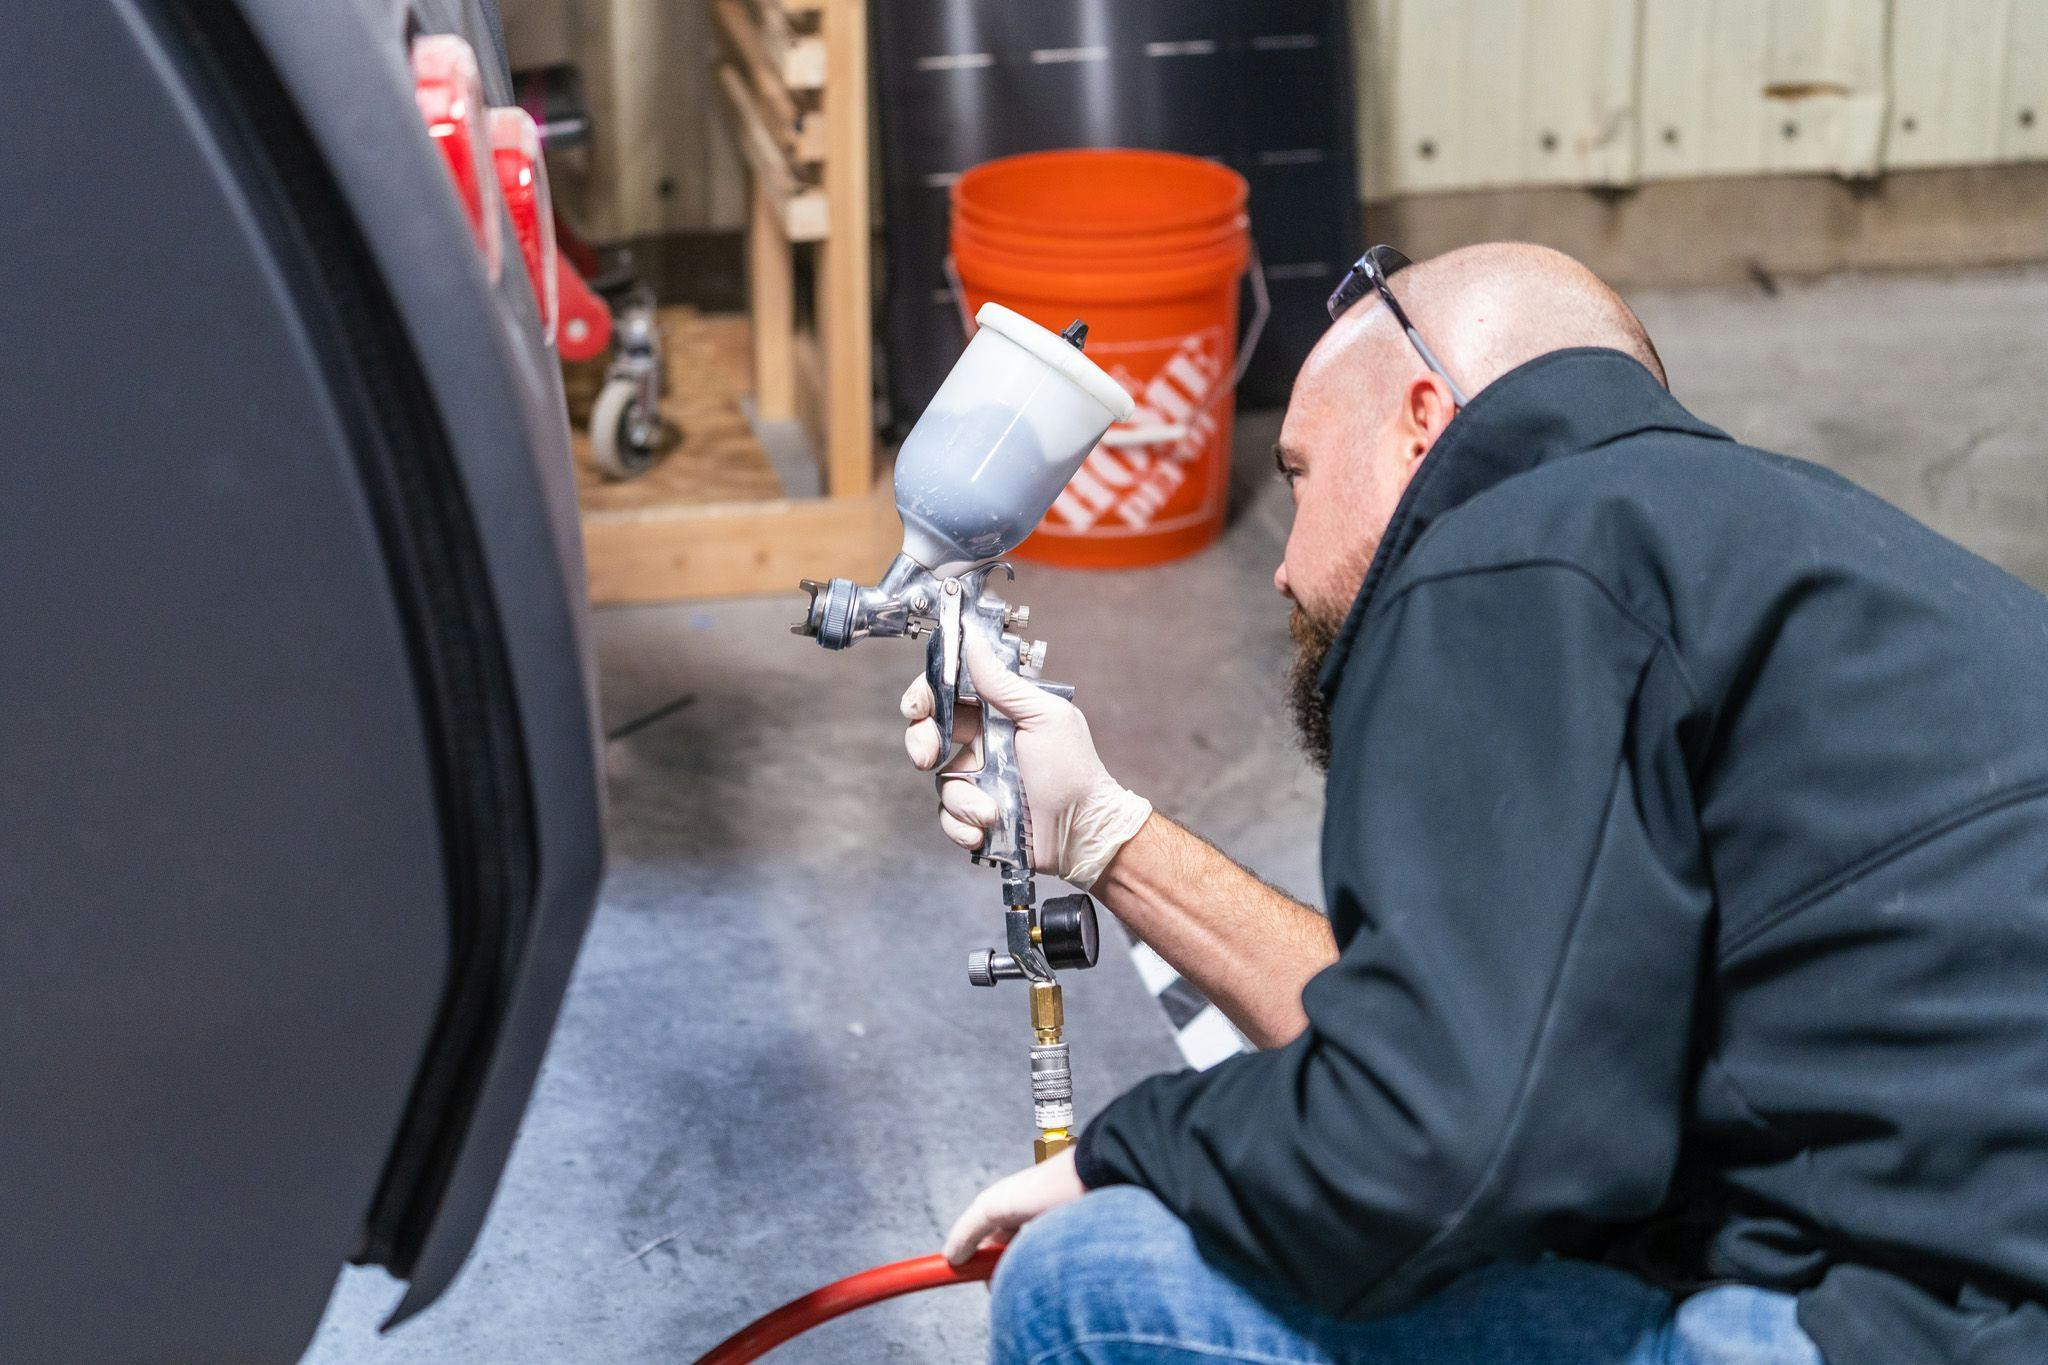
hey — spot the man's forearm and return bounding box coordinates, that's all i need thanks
[1091,814,1336,1049]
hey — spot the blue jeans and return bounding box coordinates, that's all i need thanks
[990,1188,1823,1365]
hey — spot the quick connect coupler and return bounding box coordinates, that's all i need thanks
[1030,981,1074,1161]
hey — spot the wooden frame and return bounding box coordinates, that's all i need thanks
[717,0,826,93]
[576,0,885,605]
[814,0,873,498]
[716,0,875,499]
[712,0,828,165]
[715,63,827,241]
[581,484,894,605]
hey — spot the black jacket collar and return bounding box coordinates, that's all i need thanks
[1317,347,1727,696]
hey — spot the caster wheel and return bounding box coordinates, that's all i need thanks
[588,376,663,480]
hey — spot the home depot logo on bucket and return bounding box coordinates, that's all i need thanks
[1041,326,1228,542]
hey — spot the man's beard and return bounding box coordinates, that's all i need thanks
[1287,606,1341,773]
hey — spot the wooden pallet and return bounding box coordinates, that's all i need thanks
[574,309,892,604]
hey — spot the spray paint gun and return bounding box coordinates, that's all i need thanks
[793,303,1135,1161]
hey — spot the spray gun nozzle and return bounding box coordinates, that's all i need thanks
[791,580,824,636]
[791,575,873,649]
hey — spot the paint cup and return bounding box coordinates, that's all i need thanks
[894,302,1134,577]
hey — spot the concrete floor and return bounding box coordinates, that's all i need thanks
[308,266,2048,1362]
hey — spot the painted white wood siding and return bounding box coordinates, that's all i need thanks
[1360,0,1639,197]
[1889,0,2048,168]
[1358,0,2048,200]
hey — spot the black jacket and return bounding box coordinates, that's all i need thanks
[1076,348,2048,1363]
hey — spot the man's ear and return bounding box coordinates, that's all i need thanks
[1396,373,1458,474]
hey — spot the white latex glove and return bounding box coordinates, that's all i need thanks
[900,631,1152,890]
[942,1147,1085,1266]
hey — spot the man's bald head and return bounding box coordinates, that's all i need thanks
[1274,243,1666,767]
[1313,241,1665,406]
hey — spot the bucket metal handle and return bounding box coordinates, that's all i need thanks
[942,244,1271,451]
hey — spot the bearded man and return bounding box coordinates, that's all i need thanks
[900,242,2048,1364]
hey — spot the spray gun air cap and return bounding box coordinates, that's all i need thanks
[891,304,1135,575]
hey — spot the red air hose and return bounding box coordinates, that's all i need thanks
[694,1244,1007,1364]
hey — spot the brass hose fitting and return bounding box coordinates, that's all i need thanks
[1030,979,1064,1040]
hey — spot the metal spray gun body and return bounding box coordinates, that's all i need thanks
[792,304,1134,1161]
[796,554,1092,1155]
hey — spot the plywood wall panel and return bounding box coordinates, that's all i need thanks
[1354,0,1402,199]
[1889,0,2048,168]
[503,0,747,239]
[1761,0,1888,176]
[2003,1,2048,159]
[1524,0,1640,185]
[1374,0,1475,193]
[1889,0,2014,169]
[1363,0,1637,196]
[1640,0,1762,179]
[1639,0,1886,183]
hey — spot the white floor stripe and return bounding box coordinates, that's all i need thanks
[1177,1004,1250,1071]
[1129,941,1179,997]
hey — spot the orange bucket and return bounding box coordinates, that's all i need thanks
[950,150,1256,569]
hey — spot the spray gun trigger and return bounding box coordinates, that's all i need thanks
[925,581,966,755]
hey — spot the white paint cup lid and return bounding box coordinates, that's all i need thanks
[973,303,1137,423]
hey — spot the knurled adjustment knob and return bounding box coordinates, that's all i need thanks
[1021,639,1049,672]
[968,949,999,987]
[817,578,860,650]
[1039,894,1100,971]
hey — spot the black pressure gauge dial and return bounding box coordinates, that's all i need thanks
[1039,893,1100,971]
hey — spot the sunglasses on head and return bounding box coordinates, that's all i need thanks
[1326,245,1470,408]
